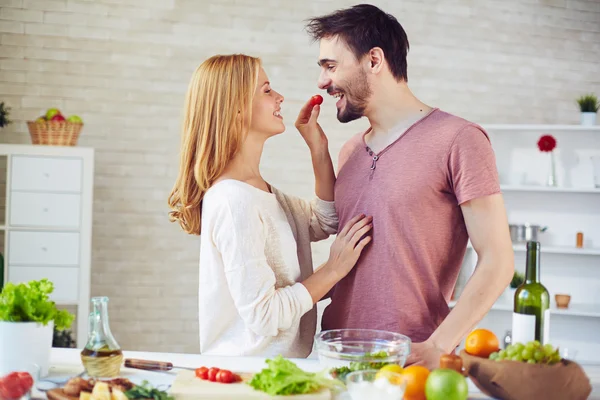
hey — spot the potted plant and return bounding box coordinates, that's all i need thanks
[576,93,599,126]
[0,279,74,377]
[502,271,524,304]
[0,101,11,129]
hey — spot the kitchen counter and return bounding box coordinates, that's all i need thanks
[34,348,600,399]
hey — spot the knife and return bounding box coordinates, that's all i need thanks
[124,358,195,371]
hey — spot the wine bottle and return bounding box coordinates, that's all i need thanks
[512,241,550,344]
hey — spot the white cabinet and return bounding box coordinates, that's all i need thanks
[0,144,94,348]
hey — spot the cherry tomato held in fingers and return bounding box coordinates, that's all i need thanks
[216,369,234,384]
[207,367,220,382]
[311,94,323,106]
[195,366,209,380]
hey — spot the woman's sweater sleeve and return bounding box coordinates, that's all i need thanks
[211,195,313,337]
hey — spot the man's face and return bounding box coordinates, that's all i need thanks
[317,37,372,123]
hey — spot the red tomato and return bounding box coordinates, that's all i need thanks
[207,367,220,382]
[195,366,208,380]
[311,95,323,106]
[0,373,27,400]
[16,372,33,392]
[216,369,234,384]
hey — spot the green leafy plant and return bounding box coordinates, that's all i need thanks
[329,351,392,381]
[576,94,599,113]
[510,271,525,289]
[0,102,11,128]
[0,279,74,330]
[125,380,174,400]
[248,355,343,395]
[53,327,76,348]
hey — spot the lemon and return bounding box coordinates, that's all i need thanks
[375,364,404,385]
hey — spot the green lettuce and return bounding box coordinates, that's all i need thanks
[248,355,342,395]
[0,279,74,330]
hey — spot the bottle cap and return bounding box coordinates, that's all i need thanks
[527,241,540,250]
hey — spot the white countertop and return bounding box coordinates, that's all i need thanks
[34,348,600,399]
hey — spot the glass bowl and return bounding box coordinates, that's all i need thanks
[314,329,411,374]
[346,369,406,400]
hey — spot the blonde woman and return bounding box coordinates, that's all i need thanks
[168,54,372,358]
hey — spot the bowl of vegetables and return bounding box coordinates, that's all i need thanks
[314,329,411,382]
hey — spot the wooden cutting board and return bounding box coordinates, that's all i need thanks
[169,370,332,400]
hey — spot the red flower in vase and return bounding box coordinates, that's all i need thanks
[537,134,557,152]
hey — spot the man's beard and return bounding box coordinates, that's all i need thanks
[335,69,372,123]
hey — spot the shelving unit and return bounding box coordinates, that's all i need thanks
[500,184,600,194]
[453,123,600,363]
[448,300,600,318]
[467,243,600,256]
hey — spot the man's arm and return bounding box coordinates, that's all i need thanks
[408,193,514,368]
[429,193,514,352]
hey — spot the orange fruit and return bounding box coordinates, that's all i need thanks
[401,365,430,400]
[465,328,500,358]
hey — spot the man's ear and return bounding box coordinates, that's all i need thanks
[367,47,385,74]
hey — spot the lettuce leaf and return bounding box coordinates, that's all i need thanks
[248,355,342,395]
[0,279,74,330]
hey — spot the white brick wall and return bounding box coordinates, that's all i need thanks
[1,0,599,353]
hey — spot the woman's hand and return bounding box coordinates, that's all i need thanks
[326,214,373,280]
[295,95,328,153]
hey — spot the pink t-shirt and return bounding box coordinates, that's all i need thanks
[322,108,501,343]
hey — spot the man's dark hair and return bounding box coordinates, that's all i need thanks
[305,4,410,82]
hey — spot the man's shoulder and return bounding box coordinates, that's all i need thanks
[430,109,488,138]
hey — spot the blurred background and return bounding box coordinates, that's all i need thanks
[0,0,599,357]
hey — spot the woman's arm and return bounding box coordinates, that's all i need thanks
[213,194,371,336]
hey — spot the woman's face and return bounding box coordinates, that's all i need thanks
[248,67,285,139]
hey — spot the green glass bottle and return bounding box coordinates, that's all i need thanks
[512,241,550,344]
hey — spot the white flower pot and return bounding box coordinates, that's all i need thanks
[0,321,53,378]
[581,112,597,126]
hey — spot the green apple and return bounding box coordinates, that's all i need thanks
[67,115,83,123]
[45,108,61,120]
[425,368,469,400]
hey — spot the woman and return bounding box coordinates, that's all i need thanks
[168,54,372,358]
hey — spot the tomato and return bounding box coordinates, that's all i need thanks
[0,372,29,400]
[195,366,208,380]
[310,95,323,106]
[207,367,220,382]
[216,369,234,384]
[17,372,33,392]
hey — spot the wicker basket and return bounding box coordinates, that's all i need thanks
[26,120,83,146]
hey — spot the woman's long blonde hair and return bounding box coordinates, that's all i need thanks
[168,54,261,235]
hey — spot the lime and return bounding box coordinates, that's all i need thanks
[424,368,468,400]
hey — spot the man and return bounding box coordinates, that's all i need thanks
[304,4,514,370]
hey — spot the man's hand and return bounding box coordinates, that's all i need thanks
[406,340,446,370]
[295,96,327,153]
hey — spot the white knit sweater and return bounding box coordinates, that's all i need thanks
[198,179,338,358]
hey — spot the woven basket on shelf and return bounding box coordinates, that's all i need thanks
[26,120,83,146]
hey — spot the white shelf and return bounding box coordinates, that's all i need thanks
[483,124,600,132]
[467,243,600,256]
[500,184,600,194]
[448,300,600,318]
